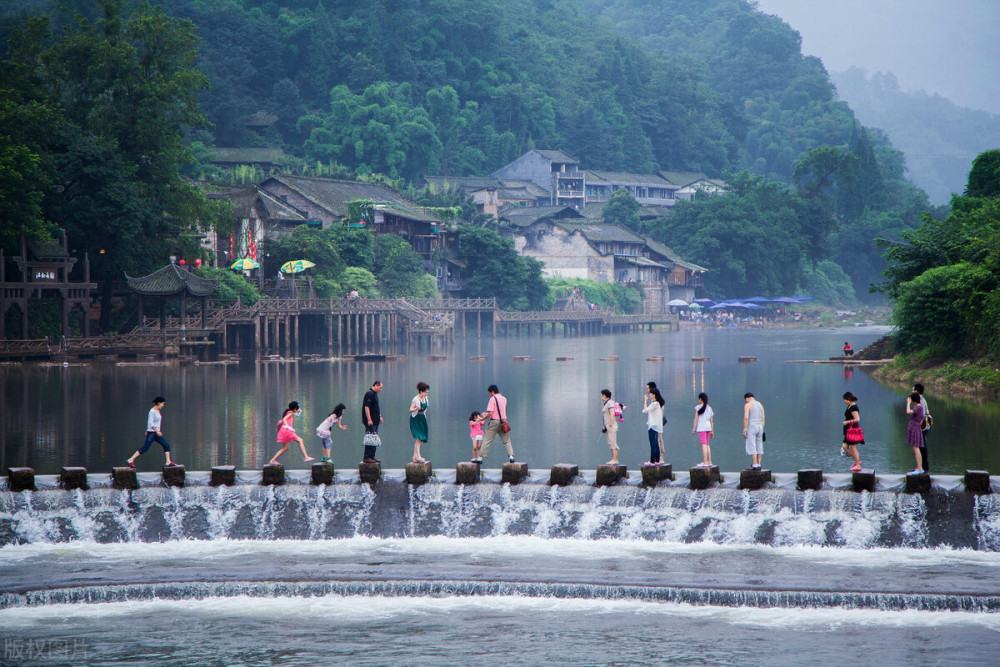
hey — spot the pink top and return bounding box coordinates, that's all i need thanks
[486,393,507,420]
[277,411,297,442]
[469,420,484,438]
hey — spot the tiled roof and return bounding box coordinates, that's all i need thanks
[27,238,68,259]
[243,110,279,127]
[266,175,441,223]
[210,147,288,164]
[499,180,550,197]
[424,176,501,190]
[586,170,672,187]
[534,149,578,163]
[258,191,306,222]
[658,171,726,190]
[501,205,583,227]
[126,264,218,297]
[552,221,646,244]
[645,238,708,272]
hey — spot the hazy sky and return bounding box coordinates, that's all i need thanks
[753,0,1000,114]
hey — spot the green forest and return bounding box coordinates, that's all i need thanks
[0,0,971,328]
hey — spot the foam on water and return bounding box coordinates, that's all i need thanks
[2,592,999,628]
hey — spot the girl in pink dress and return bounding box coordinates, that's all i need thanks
[469,411,486,462]
[270,401,314,465]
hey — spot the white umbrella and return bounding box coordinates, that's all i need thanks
[666,299,690,307]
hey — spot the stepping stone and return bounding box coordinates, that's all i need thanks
[640,463,673,487]
[502,462,529,485]
[456,461,481,485]
[739,468,772,490]
[359,460,381,485]
[851,468,876,492]
[60,467,88,491]
[311,461,335,485]
[162,464,186,488]
[596,464,627,486]
[904,471,931,494]
[210,466,236,487]
[964,470,991,495]
[689,465,720,490]
[797,469,823,491]
[262,463,284,486]
[406,461,433,486]
[111,467,138,490]
[7,467,36,492]
[549,463,579,486]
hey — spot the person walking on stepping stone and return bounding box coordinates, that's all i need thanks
[127,396,177,468]
[270,401,313,465]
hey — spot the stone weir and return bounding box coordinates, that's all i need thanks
[1,468,998,550]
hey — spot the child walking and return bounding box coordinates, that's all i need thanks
[127,396,177,468]
[469,411,486,462]
[270,401,314,464]
[315,404,348,462]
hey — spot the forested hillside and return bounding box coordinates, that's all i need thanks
[832,67,1000,205]
[0,0,942,304]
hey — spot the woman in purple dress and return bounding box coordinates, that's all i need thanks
[905,391,925,474]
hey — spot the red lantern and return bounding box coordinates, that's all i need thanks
[178,258,186,266]
[195,258,202,267]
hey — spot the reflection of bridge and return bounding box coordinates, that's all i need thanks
[0,297,677,360]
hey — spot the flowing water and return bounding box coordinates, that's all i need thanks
[2,327,1000,665]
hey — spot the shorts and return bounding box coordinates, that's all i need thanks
[472,435,484,441]
[319,436,333,450]
[606,425,619,450]
[745,423,764,455]
[698,431,711,446]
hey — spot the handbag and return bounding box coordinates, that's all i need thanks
[845,425,864,444]
[494,396,511,433]
[362,432,381,448]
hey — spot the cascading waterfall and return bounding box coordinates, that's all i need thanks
[0,479,994,550]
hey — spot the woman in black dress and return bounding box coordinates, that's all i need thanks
[841,392,863,471]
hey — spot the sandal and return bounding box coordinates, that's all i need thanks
[304,457,316,463]
[849,464,862,472]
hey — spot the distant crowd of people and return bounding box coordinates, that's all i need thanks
[126,381,934,477]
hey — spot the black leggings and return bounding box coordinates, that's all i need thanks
[363,445,378,460]
[920,431,929,471]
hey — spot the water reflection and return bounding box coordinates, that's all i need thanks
[3,327,999,475]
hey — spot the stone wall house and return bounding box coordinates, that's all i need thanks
[490,149,585,207]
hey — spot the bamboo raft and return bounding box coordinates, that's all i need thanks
[738,356,757,363]
[691,357,710,362]
[556,356,574,361]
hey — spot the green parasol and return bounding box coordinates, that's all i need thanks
[230,258,260,271]
[280,259,316,274]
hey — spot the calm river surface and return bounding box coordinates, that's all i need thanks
[3,326,999,475]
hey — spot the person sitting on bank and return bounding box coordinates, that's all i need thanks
[843,341,854,357]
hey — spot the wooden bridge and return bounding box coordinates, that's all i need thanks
[0,297,677,360]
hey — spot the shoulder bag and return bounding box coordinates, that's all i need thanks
[494,396,511,433]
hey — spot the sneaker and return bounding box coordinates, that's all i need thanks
[127,460,135,469]
[908,468,924,475]
[509,457,516,463]
[751,464,761,470]
[472,458,483,464]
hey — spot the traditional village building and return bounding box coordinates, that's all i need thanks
[583,170,677,206]
[126,263,218,333]
[501,207,703,313]
[490,149,586,207]
[659,171,729,200]
[0,230,97,339]
[208,147,289,178]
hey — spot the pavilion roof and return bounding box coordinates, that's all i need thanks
[126,264,218,297]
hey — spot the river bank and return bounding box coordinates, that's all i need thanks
[874,355,1000,402]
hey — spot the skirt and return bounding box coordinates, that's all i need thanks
[410,413,429,442]
[277,426,298,443]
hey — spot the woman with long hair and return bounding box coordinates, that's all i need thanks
[692,392,714,468]
[643,387,665,466]
[842,392,863,472]
[270,401,313,464]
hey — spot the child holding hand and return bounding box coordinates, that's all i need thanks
[469,411,486,462]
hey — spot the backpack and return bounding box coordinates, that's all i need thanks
[614,402,625,422]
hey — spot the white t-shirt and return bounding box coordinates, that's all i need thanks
[694,404,714,432]
[146,407,162,433]
[316,414,341,438]
[603,398,618,428]
[643,401,663,432]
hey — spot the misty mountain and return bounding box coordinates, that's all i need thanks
[832,67,1000,205]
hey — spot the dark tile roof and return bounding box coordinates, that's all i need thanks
[499,180,550,198]
[258,191,306,222]
[243,110,279,127]
[27,238,68,259]
[645,238,708,272]
[210,147,288,164]
[534,149,578,163]
[552,221,646,244]
[126,264,218,297]
[424,176,501,190]
[500,205,583,227]
[585,170,672,187]
[657,171,727,189]
[266,175,441,223]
